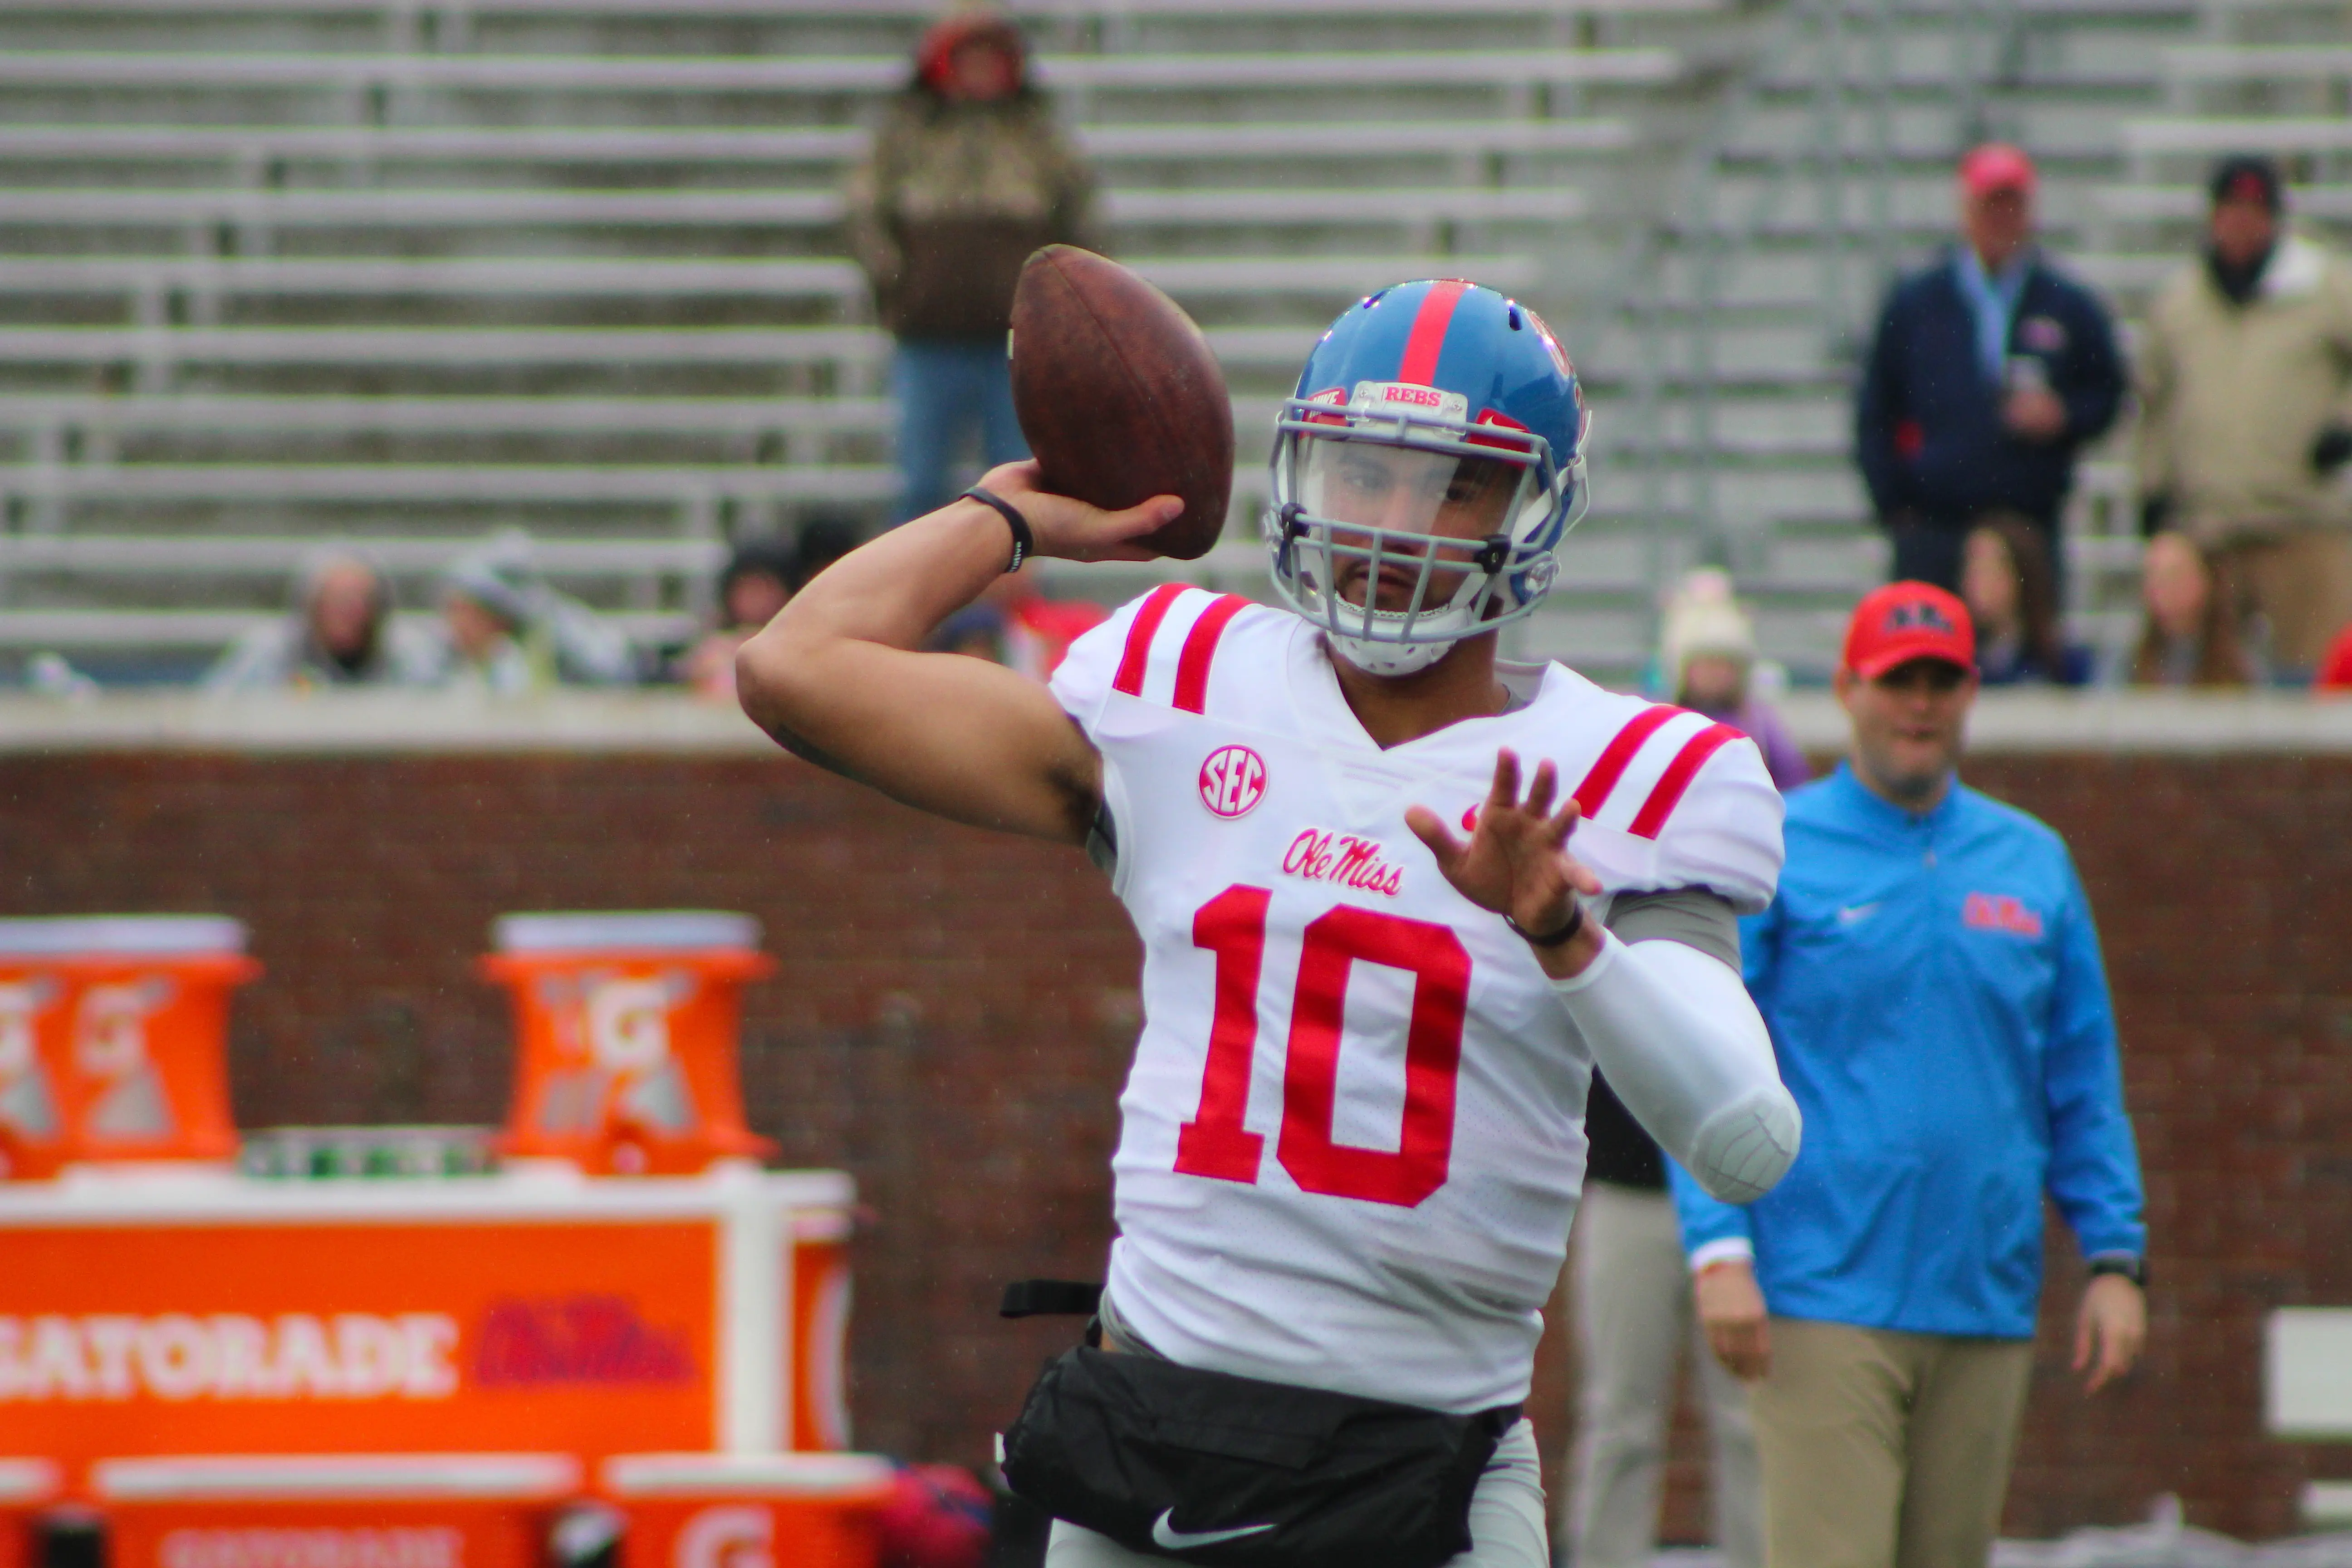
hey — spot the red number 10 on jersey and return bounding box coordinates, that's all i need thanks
[1174,884,1471,1208]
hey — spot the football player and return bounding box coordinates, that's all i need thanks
[737,279,1799,1568]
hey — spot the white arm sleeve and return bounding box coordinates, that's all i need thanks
[1556,931,1800,1203]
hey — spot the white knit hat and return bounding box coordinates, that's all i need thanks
[441,529,542,628]
[1660,568,1758,691]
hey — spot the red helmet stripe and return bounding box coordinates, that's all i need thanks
[1396,279,1470,387]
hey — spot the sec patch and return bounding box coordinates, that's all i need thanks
[1199,745,1267,819]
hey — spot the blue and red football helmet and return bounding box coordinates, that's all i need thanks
[1266,279,1591,676]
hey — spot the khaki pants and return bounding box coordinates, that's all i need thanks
[2211,529,2352,673]
[1748,1319,2034,1568]
[1564,1183,1763,1568]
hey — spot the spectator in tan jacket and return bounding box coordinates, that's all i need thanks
[2136,156,2352,677]
[844,6,1099,524]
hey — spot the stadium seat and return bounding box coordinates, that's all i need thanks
[0,48,1678,94]
[24,0,1722,17]
[0,118,1635,169]
[2121,115,2352,156]
[0,188,1580,240]
[2093,183,2352,219]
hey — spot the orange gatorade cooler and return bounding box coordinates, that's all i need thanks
[0,917,259,1178]
[789,1211,853,1452]
[94,1454,580,1568]
[0,1460,59,1568]
[602,1453,894,1568]
[481,913,777,1177]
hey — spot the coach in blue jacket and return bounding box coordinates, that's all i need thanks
[1669,581,2146,1568]
[1856,144,2126,595]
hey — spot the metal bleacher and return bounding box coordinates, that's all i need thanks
[0,0,1716,683]
[1579,0,2258,679]
[4,0,2342,685]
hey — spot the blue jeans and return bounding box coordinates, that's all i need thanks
[891,338,1029,524]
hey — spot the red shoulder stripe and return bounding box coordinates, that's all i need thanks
[1572,705,1681,818]
[1112,583,1189,697]
[1171,594,1251,714]
[1627,723,1742,840]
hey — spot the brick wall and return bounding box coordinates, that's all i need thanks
[4,748,2348,1542]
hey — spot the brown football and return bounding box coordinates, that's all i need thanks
[1009,245,1235,561]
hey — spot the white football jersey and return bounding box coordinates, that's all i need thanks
[1049,586,1785,1413]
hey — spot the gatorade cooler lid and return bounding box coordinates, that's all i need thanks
[600,1454,895,1499]
[0,1458,60,1505]
[491,911,760,955]
[92,1454,582,1503]
[0,915,247,957]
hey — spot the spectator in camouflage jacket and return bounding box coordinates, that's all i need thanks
[844,6,1099,522]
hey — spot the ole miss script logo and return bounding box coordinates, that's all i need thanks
[1199,745,1267,818]
[1281,830,1403,897]
[1962,892,2043,938]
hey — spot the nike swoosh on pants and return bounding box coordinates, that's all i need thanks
[1150,1509,1278,1551]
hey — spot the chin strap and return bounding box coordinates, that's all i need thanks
[1327,629,1458,677]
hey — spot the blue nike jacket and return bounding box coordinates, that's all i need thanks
[1668,764,2146,1339]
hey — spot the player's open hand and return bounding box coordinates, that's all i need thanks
[1406,748,1604,975]
[975,461,1181,564]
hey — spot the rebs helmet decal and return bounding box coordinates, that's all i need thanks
[1264,279,1591,677]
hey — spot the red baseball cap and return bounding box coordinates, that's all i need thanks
[1842,582,1976,679]
[1959,142,2037,198]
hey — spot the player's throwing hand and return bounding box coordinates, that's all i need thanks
[1406,749,1607,978]
[972,460,1182,565]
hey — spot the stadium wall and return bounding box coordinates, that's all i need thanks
[4,696,2350,1543]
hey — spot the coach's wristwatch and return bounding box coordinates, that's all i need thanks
[2087,1254,2147,1288]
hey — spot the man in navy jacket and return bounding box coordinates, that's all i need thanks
[1670,582,2147,1568]
[1855,145,2127,593]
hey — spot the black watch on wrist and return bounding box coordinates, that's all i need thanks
[2087,1254,2146,1288]
[1504,902,1585,949]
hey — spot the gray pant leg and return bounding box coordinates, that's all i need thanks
[1691,1304,1765,1568]
[1564,1184,1685,1568]
[1565,1183,1764,1568]
[1044,1521,1162,1567]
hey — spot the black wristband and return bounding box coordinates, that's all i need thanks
[960,486,1034,573]
[2088,1255,2147,1288]
[1505,902,1586,949]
